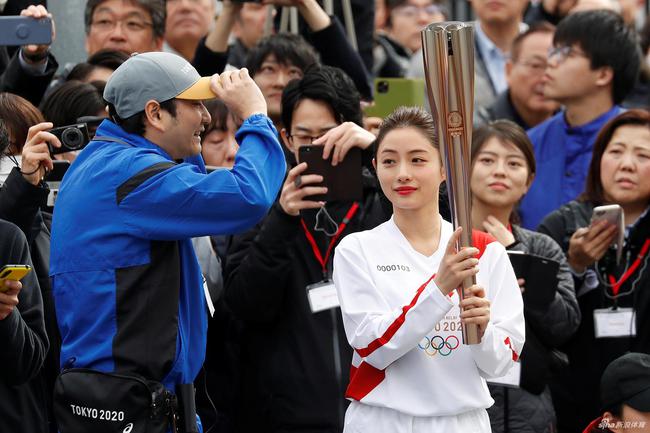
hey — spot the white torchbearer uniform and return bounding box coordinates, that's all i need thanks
[332,216,525,433]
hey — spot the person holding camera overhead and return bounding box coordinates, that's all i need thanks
[0,119,52,433]
[49,52,286,433]
[538,109,650,432]
[1,4,59,107]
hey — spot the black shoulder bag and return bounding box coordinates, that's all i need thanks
[53,368,177,433]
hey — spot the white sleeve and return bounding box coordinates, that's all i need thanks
[470,244,525,378]
[333,237,454,371]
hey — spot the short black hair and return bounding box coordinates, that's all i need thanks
[281,65,362,130]
[39,80,106,127]
[246,33,319,77]
[68,49,130,82]
[84,0,166,40]
[554,10,641,104]
[106,98,177,136]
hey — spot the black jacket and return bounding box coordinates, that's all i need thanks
[373,33,411,78]
[224,164,389,432]
[0,167,59,432]
[0,47,58,107]
[538,200,650,432]
[476,90,530,130]
[487,225,580,433]
[0,219,50,433]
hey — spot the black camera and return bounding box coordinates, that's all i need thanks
[48,123,90,155]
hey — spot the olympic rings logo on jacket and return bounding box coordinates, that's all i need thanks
[418,335,460,356]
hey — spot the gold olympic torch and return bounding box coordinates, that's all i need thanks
[421,22,480,344]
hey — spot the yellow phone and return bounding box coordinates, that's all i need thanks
[0,265,32,292]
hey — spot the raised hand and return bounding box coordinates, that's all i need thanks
[312,122,375,166]
[210,68,267,121]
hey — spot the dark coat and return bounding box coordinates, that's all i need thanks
[538,200,650,433]
[476,90,530,130]
[487,225,580,433]
[0,219,50,433]
[224,164,390,433]
[193,16,372,101]
[0,167,59,432]
[0,47,58,107]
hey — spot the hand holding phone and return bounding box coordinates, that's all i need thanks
[567,206,621,272]
[298,145,362,202]
[0,265,32,293]
[590,204,625,264]
[279,162,327,216]
[0,265,29,320]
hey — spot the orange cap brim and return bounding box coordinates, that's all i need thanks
[176,77,217,100]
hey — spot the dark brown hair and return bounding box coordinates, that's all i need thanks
[471,120,536,225]
[471,120,536,176]
[581,109,650,203]
[0,93,45,154]
[373,106,438,159]
[200,99,232,141]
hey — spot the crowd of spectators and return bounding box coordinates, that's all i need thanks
[1,0,650,432]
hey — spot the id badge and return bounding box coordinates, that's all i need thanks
[487,362,521,388]
[593,307,636,338]
[306,280,340,313]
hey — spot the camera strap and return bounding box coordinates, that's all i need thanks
[94,136,134,147]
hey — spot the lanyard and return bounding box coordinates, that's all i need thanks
[607,238,650,296]
[300,202,359,279]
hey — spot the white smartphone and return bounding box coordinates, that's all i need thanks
[591,204,625,264]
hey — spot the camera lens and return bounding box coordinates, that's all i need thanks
[377,81,389,93]
[61,127,84,151]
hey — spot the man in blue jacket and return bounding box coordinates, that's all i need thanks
[50,52,286,430]
[519,10,640,230]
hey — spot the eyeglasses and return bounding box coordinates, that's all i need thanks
[91,17,153,33]
[393,4,445,18]
[287,133,326,146]
[547,46,588,64]
[515,59,548,75]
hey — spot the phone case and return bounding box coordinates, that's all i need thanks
[0,16,52,46]
[591,204,625,264]
[364,78,426,119]
[298,145,362,202]
[0,265,32,292]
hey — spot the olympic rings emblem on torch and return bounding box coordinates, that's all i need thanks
[418,335,460,356]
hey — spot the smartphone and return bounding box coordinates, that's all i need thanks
[591,204,625,264]
[364,78,426,119]
[0,16,52,46]
[0,265,32,292]
[298,145,362,202]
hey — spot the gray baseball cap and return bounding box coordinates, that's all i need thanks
[104,52,217,119]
